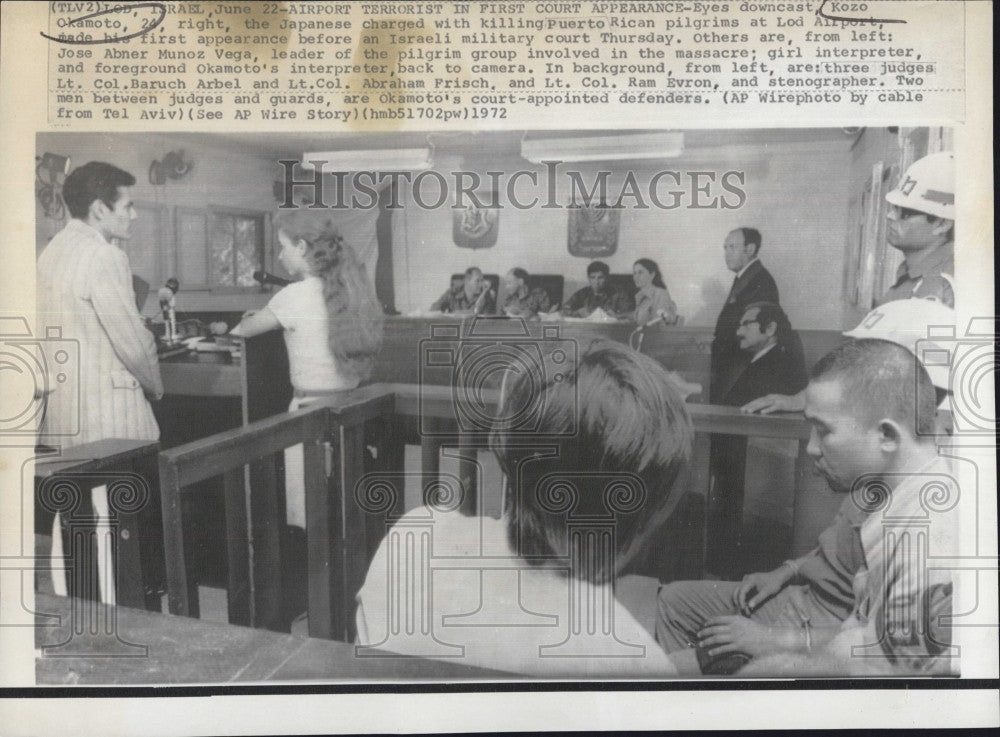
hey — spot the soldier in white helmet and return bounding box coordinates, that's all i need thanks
[881,151,955,308]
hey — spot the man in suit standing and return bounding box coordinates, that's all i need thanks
[711,228,780,403]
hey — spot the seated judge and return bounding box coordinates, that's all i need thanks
[501,267,552,318]
[356,341,693,676]
[630,258,679,325]
[561,260,635,318]
[430,266,495,315]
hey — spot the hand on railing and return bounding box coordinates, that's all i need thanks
[741,391,806,415]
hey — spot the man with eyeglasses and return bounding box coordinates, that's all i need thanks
[707,302,808,578]
[725,302,807,408]
[881,151,955,308]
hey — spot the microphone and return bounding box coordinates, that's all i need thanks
[157,286,174,310]
[644,310,677,329]
[474,287,495,312]
[253,270,291,287]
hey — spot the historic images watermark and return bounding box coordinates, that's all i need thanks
[0,316,79,442]
[277,160,749,211]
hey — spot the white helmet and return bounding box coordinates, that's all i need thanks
[885,151,955,220]
[843,298,955,390]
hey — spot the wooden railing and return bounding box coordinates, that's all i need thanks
[157,382,813,643]
[34,439,163,610]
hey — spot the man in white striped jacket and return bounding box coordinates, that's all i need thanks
[37,161,163,449]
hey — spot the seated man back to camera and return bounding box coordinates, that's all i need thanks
[356,341,693,677]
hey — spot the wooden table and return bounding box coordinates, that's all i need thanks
[34,593,508,683]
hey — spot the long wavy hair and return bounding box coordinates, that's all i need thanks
[634,258,666,289]
[275,210,384,383]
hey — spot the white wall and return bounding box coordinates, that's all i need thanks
[393,139,854,331]
[36,131,279,315]
[37,131,861,330]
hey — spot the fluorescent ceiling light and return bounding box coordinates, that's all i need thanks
[521,132,684,163]
[301,148,433,171]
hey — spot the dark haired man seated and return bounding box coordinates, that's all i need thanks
[658,339,957,676]
[562,260,635,318]
[707,301,809,577]
[356,341,693,676]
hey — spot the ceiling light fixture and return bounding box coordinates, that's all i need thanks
[301,147,434,172]
[520,132,684,163]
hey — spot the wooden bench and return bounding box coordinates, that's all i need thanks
[34,592,507,683]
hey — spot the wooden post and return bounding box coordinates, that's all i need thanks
[223,467,251,626]
[337,423,369,643]
[305,433,335,640]
[249,454,283,631]
[158,455,194,618]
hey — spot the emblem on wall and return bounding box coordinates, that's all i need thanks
[452,200,499,249]
[567,205,620,257]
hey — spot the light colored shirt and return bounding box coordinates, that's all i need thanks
[267,276,357,393]
[356,506,677,677]
[843,455,958,673]
[36,219,162,447]
[634,285,677,325]
[750,341,778,364]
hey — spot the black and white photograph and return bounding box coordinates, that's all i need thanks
[27,126,968,682]
[0,1,995,733]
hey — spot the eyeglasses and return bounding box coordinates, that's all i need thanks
[738,318,760,328]
[887,204,927,220]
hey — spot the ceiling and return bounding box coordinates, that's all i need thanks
[169,128,856,163]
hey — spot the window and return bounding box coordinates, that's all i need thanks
[208,208,265,289]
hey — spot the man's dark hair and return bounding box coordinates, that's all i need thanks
[811,338,937,437]
[491,341,693,584]
[510,267,529,282]
[464,266,483,278]
[744,301,790,343]
[62,161,136,220]
[738,227,763,257]
[587,261,610,277]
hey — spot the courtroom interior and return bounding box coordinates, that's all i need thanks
[32,126,959,681]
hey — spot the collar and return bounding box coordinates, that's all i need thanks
[735,257,760,281]
[858,455,948,551]
[896,241,954,281]
[750,341,778,363]
[67,218,109,244]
